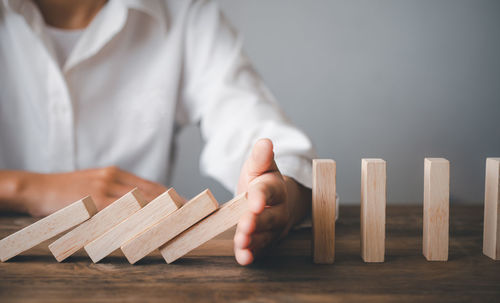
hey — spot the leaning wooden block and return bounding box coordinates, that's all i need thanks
[312,159,336,264]
[49,188,147,262]
[361,159,386,262]
[483,158,500,260]
[423,158,450,261]
[160,192,248,263]
[121,189,219,264]
[84,188,184,263]
[0,197,97,262]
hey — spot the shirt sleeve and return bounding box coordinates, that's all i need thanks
[179,0,317,193]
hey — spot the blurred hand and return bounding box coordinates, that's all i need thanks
[21,166,167,217]
[234,139,306,265]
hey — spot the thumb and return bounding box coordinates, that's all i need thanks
[238,138,281,193]
[246,138,279,177]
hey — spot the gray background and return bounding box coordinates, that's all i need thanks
[170,0,500,205]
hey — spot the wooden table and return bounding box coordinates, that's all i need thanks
[0,205,498,302]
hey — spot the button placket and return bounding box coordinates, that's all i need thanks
[46,63,76,172]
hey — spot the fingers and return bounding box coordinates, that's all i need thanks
[115,168,166,190]
[238,205,288,234]
[234,195,289,266]
[237,212,257,234]
[235,230,274,251]
[247,174,286,212]
[102,166,167,200]
[105,183,136,198]
[234,230,275,266]
[234,247,253,266]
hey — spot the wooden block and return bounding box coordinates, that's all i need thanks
[483,158,500,260]
[312,159,336,264]
[423,158,450,261]
[84,188,184,263]
[160,192,248,263]
[121,189,219,264]
[0,197,97,262]
[48,188,147,262]
[361,158,386,262]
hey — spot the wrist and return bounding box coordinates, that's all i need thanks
[283,176,312,228]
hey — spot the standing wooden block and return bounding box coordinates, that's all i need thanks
[483,158,500,260]
[312,159,336,264]
[0,197,97,262]
[423,158,450,261]
[121,189,218,264]
[361,158,386,262]
[48,188,147,262]
[160,192,248,263]
[84,188,184,263]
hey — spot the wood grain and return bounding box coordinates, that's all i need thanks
[121,189,218,264]
[49,189,147,262]
[423,158,450,261]
[0,196,97,262]
[160,192,248,263]
[1,205,499,303]
[84,188,184,263]
[361,158,386,262]
[312,159,336,264]
[483,157,500,260]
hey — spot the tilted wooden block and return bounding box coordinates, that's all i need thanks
[84,188,184,263]
[121,189,219,264]
[160,192,248,263]
[483,158,500,260]
[361,158,386,262]
[423,158,450,261]
[312,159,336,264]
[49,188,147,262]
[0,197,97,262]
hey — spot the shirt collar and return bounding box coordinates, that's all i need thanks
[65,0,169,71]
[122,0,168,32]
[3,0,169,72]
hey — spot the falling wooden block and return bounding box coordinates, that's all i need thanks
[312,159,336,264]
[483,158,500,260]
[160,192,248,263]
[121,189,219,264]
[0,197,97,262]
[48,188,147,262]
[361,158,386,262]
[84,188,184,263]
[423,158,450,261]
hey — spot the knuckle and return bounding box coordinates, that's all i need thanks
[92,178,110,194]
[95,182,107,193]
[101,166,119,180]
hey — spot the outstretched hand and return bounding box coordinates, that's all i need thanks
[234,138,311,265]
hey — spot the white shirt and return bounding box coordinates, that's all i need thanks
[46,26,83,67]
[0,0,316,193]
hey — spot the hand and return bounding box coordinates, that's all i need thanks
[18,166,167,217]
[234,139,310,265]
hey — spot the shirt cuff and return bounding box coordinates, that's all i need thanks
[275,155,313,189]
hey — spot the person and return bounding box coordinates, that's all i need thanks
[0,0,316,266]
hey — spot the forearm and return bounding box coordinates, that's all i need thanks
[0,171,31,213]
[284,176,312,228]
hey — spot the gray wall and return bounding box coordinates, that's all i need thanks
[170,0,500,204]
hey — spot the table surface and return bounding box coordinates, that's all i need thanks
[0,205,499,303]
